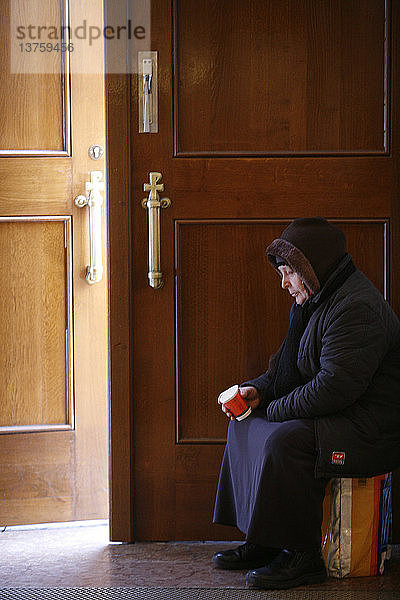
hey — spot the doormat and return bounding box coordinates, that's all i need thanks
[0,589,398,600]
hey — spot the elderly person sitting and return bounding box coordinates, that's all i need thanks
[212,217,400,590]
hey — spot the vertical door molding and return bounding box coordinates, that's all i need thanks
[105,0,134,542]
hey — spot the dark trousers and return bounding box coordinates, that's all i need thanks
[213,412,329,551]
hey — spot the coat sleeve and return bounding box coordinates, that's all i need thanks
[266,302,389,421]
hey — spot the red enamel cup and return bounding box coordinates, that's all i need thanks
[218,384,252,421]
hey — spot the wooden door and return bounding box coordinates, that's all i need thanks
[110,0,400,541]
[0,0,108,525]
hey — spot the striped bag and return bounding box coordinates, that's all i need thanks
[321,473,392,577]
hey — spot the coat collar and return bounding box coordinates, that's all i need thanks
[309,254,355,305]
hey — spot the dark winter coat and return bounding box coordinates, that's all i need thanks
[244,256,400,478]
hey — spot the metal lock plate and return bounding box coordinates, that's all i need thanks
[88,145,104,160]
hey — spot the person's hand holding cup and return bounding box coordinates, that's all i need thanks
[218,385,261,421]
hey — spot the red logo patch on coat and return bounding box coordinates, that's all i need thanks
[331,451,345,465]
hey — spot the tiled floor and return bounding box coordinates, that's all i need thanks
[0,522,399,592]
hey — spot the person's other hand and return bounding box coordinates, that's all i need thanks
[239,386,261,410]
[220,386,261,420]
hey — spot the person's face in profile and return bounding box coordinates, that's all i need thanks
[278,265,310,305]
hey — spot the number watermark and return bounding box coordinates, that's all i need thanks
[18,42,75,53]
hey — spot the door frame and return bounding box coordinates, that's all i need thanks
[106,66,134,541]
[105,0,134,541]
[104,0,400,544]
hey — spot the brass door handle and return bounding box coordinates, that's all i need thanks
[142,172,171,289]
[74,171,104,284]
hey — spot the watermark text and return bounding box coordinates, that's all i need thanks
[16,20,146,47]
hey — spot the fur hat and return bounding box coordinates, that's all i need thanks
[266,217,347,294]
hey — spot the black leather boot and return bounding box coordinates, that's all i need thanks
[245,548,327,589]
[212,542,280,570]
